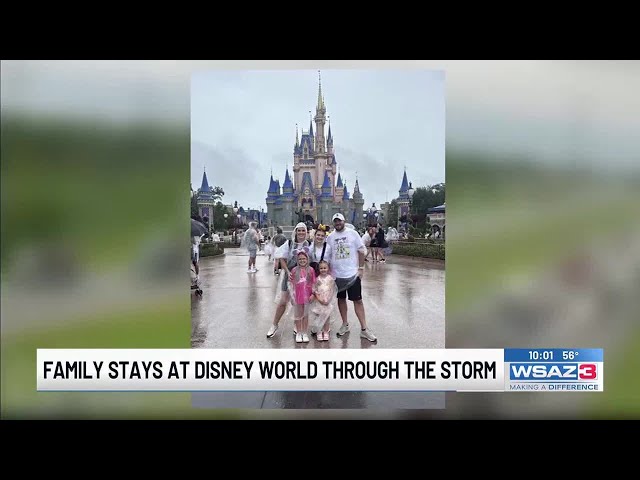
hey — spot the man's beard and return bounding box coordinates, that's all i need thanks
[334,223,344,231]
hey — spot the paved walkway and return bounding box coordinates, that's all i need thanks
[191,249,445,409]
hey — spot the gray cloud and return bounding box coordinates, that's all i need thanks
[191,69,445,210]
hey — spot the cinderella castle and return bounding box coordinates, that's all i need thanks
[266,72,364,228]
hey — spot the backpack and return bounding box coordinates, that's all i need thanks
[273,233,287,248]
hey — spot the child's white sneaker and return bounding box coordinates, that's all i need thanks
[295,333,303,343]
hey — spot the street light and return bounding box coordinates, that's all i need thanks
[407,181,415,215]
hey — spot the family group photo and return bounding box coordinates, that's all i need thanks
[190,69,445,363]
[190,70,446,408]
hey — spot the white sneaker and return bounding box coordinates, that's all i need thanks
[295,333,303,343]
[247,269,253,273]
[267,324,279,338]
[252,268,259,272]
[360,329,377,342]
[337,323,350,336]
[302,333,310,343]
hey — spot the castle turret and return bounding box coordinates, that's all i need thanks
[281,167,296,225]
[352,177,364,227]
[335,171,344,203]
[397,169,411,224]
[196,168,215,231]
[266,173,279,224]
[398,169,410,199]
[319,170,334,224]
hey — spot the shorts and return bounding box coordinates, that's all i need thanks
[337,276,362,302]
[248,247,257,258]
[191,248,199,264]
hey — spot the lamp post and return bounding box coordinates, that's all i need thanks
[407,182,415,224]
[232,202,240,244]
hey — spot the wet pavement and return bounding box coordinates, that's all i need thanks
[191,249,445,409]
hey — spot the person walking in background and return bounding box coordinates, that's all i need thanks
[375,225,387,262]
[271,227,288,275]
[243,222,260,273]
[361,228,372,262]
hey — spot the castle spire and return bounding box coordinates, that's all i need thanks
[309,111,314,138]
[317,70,324,111]
[399,169,409,192]
[200,168,210,192]
[295,124,299,147]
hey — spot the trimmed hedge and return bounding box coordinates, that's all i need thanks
[200,243,225,257]
[391,242,445,260]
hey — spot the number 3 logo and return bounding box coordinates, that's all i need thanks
[579,364,597,380]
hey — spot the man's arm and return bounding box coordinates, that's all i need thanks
[355,232,366,278]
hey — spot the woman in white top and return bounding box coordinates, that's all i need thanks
[266,223,311,338]
[361,228,372,262]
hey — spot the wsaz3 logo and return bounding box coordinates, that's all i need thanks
[510,363,597,380]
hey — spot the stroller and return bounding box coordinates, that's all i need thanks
[191,263,203,297]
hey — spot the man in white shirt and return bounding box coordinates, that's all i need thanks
[325,213,377,342]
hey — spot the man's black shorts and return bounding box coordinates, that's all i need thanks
[337,276,362,301]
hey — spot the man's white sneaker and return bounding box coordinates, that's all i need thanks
[337,323,350,336]
[360,329,377,342]
[267,324,279,338]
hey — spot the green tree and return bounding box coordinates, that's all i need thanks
[212,201,228,231]
[410,184,445,226]
[387,199,399,227]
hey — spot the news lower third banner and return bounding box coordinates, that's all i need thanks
[36,348,604,392]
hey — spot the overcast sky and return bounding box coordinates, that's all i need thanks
[3,61,638,181]
[190,69,445,211]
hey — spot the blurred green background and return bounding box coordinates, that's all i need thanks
[2,60,638,419]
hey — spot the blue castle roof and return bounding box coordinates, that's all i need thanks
[321,171,332,197]
[200,170,210,192]
[267,174,279,195]
[398,171,410,199]
[399,170,409,192]
[282,169,294,196]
